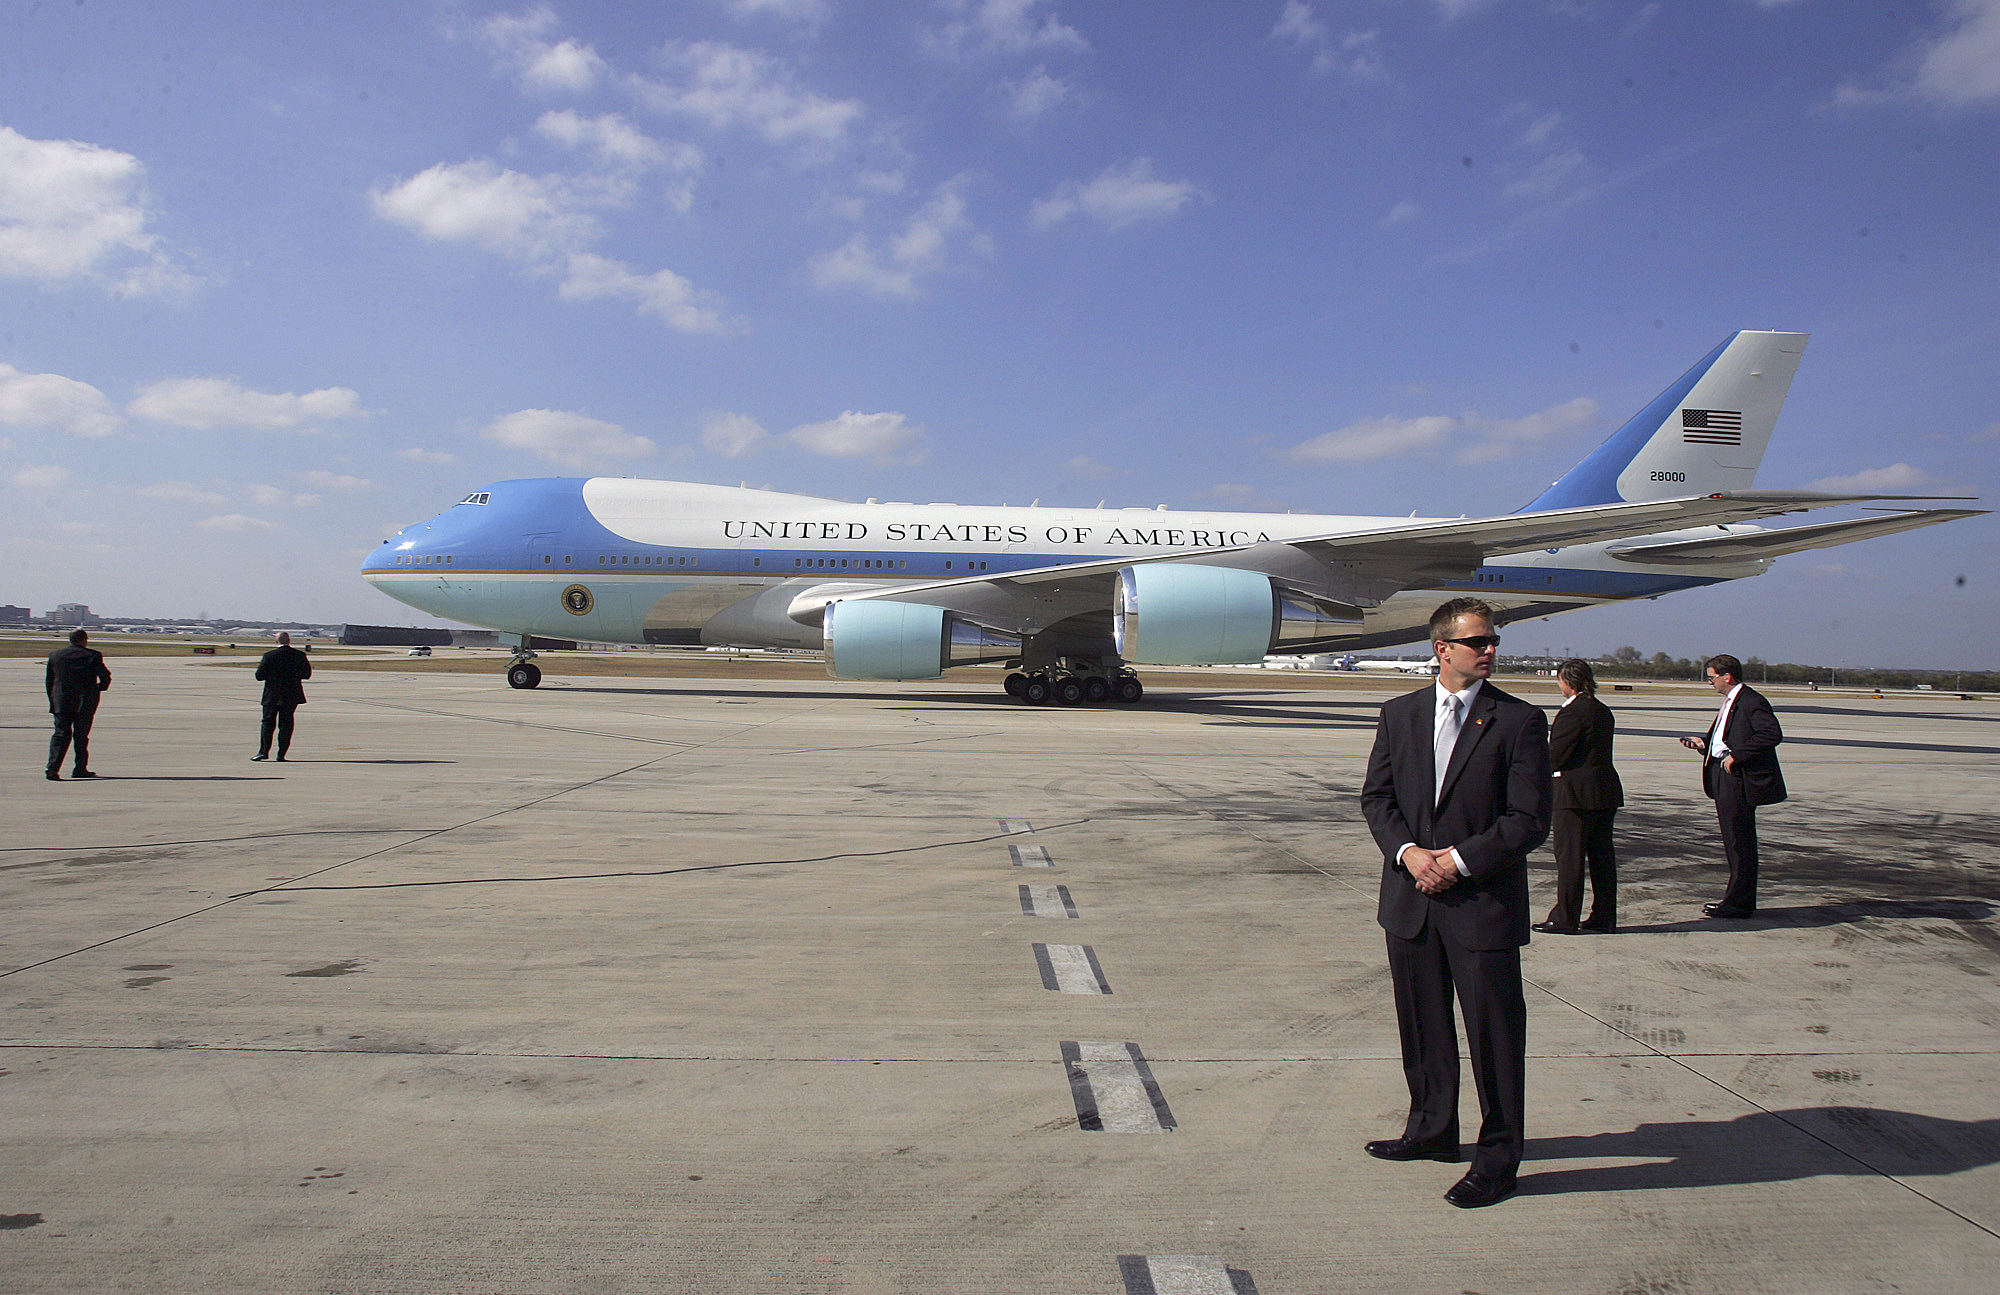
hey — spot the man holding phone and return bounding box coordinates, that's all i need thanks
[1681,654,1786,918]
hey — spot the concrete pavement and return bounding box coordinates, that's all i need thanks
[3,656,1997,1292]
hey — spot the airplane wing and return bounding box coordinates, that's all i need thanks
[1605,507,1987,565]
[787,490,1966,631]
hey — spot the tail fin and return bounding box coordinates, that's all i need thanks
[1523,330,1808,511]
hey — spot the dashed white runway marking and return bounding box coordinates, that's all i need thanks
[1034,943,1111,994]
[999,819,1035,834]
[1059,1041,1175,1132]
[1009,843,1053,867]
[1019,883,1079,918]
[1117,1255,1260,1294]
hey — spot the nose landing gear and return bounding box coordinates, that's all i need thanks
[506,649,542,689]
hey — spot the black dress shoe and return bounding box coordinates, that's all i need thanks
[45,769,60,781]
[1365,1135,1459,1163]
[251,753,268,761]
[71,769,97,778]
[1532,921,1577,935]
[1444,1171,1517,1208]
[1579,919,1616,934]
[1702,903,1755,919]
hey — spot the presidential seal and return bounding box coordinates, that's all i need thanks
[561,584,594,616]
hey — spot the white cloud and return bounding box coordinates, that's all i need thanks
[1287,397,1600,466]
[1289,414,1458,465]
[701,411,771,458]
[197,513,279,533]
[1064,454,1116,480]
[372,160,600,264]
[1912,0,2000,108]
[722,0,831,26]
[249,483,317,508]
[1031,158,1201,231]
[928,0,1089,57]
[128,378,364,431]
[0,126,191,295]
[1837,0,2000,110]
[483,409,656,468]
[299,470,374,492]
[0,363,121,437]
[1004,66,1075,120]
[786,410,927,462]
[1503,148,1588,201]
[1272,2,1383,77]
[472,6,608,94]
[811,178,988,299]
[1808,463,1934,493]
[636,41,863,146]
[1453,398,1601,464]
[560,252,741,334]
[1380,199,1421,226]
[375,120,726,328]
[137,481,229,505]
[535,110,675,171]
[396,447,457,465]
[12,463,70,489]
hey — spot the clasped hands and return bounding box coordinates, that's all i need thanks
[1401,846,1461,895]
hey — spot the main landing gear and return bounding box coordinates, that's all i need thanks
[506,649,542,689]
[1003,667,1144,706]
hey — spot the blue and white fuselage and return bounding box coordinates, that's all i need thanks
[362,332,1979,696]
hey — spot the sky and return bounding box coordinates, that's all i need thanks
[3,0,1996,669]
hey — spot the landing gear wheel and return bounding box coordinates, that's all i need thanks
[1004,672,1027,697]
[507,662,543,690]
[1082,676,1111,704]
[1054,677,1085,706]
[1020,675,1052,705]
[1113,675,1143,704]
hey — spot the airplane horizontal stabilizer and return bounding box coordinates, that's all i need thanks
[1606,508,1987,565]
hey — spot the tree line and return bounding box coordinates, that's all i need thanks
[1588,646,1996,693]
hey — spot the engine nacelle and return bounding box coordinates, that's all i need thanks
[1114,564,1364,665]
[823,599,1022,681]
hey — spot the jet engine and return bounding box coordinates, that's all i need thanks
[823,599,1022,680]
[1114,564,1363,665]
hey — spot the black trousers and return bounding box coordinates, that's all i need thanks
[48,698,99,773]
[1714,775,1760,912]
[1385,924,1527,1178]
[259,703,299,757]
[1546,807,1617,929]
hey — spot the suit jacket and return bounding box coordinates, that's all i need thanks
[46,645,111,714]
[1703,685,1786,807]
[1362,682,1552,950]
[255,645,313,707]
[1549,694,1623,812]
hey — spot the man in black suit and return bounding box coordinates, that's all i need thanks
[45,628,112,781]
[1680,654,1785,918]
[253,632,313,762]
[1536,658,1624,934]
[1360,597,1551,1208]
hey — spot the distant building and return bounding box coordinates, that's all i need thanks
[54,603,91,625]
[0,605,29,625]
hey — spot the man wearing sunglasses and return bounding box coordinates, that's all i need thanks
[1360,597,1551,1208]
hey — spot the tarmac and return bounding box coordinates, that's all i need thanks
[3,653,1997,1294]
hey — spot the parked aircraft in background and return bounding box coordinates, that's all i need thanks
[364,331,1980,703]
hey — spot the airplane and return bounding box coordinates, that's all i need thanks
[1344,657,1440,675]
[363,330,1982,703]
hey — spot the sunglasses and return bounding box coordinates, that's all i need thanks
[1439,634,1502,652]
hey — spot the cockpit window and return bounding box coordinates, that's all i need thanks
[456,492,491,506]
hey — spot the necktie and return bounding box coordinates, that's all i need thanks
[1435,693,1461,800]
